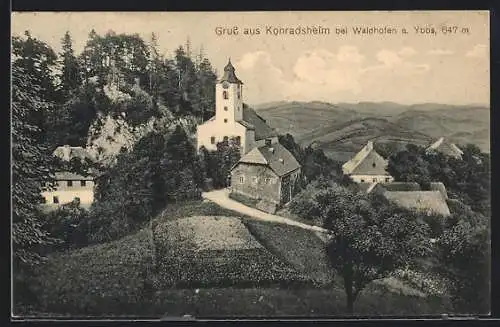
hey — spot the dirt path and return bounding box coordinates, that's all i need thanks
[202,189,331,234]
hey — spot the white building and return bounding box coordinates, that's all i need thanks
[42,145,96,210]
[42,172,95,209]
[196,59,278,155]
[342,141,394,184]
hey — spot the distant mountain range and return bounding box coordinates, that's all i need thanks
[254,101,490,157]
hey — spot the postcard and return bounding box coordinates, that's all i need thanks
[11,11,490,319]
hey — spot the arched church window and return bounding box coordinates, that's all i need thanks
[237,90,241,99]
[224,106,228,111]
[223,91,228,99]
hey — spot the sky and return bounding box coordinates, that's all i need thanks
[12,11,490,106]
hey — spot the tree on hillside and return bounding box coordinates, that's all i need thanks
[279,133,305,163]
[197,57,217,121]
[12,64,57,308]
[435,201,490,313]
[292,183,430,313]
[201,138,241,189]
[79,30,150,90]
[12,32,59,145]
[388,143,490,217]
[59,31,82,100]
[123,84,155,126]
[387,144,431,187]
[161,125,205,199]
[302,146,351,186]
[174,46,199,115]
[158,58,182,113]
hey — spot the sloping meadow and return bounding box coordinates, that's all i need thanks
[31,228,156,316]
[153,216,311,289]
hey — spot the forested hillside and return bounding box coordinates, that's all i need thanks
[11,29,221,310]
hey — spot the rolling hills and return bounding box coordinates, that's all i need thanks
[254,101,490,156]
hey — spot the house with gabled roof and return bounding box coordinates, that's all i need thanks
[342,141,394,184]
[367,181,451,217]
[426,137,463,159]
[42,145,96,209]
[196,59,278,155]
[230,142,301,213]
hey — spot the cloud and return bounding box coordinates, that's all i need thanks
[362,48,430,75]
[289,47,364,97]
[427,49,454,56]
[235,46,431,103]
[336,45,365,63]
[466,44,488,58]
[399,47,417,57]
[238,51,268,70]
[376,49,403,66]
[235,50,287,103]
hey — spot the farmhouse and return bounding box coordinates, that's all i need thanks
[230,142,301,213]
[42,145,96,209]
[369,182,451,217]
[426,137,463,159]
[196,59,278,155]
[342,141,394,184]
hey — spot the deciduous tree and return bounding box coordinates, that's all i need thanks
[293,183,430,313]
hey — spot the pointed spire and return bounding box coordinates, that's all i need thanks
[220,57,243,84]
[224,58,235,72]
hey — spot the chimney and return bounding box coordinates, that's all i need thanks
[62,145,71,161]
[269,147,275,154]
[279,158,284,164]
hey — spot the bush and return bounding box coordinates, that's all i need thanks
[42,200,90,252]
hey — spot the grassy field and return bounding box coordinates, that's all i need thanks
[243,218,335,286]
[228,192,260,209]
[153,215,310,289]
[22,200,452,317]
[27,228,156,316]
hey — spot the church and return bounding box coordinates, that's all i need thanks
[196,59,279,155]
[197,59,302,213]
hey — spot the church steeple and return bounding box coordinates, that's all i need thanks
[220,58,243,84]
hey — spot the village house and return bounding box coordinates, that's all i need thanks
[196,59,279,155]
[426,137,464,159]
[41,145,96,210]
[342,141,394,184]
[369,181,451,217]
[230,142,301,213]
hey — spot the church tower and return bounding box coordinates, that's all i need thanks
[215,59,244,123]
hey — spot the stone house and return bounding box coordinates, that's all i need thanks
[230,142,301,213]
